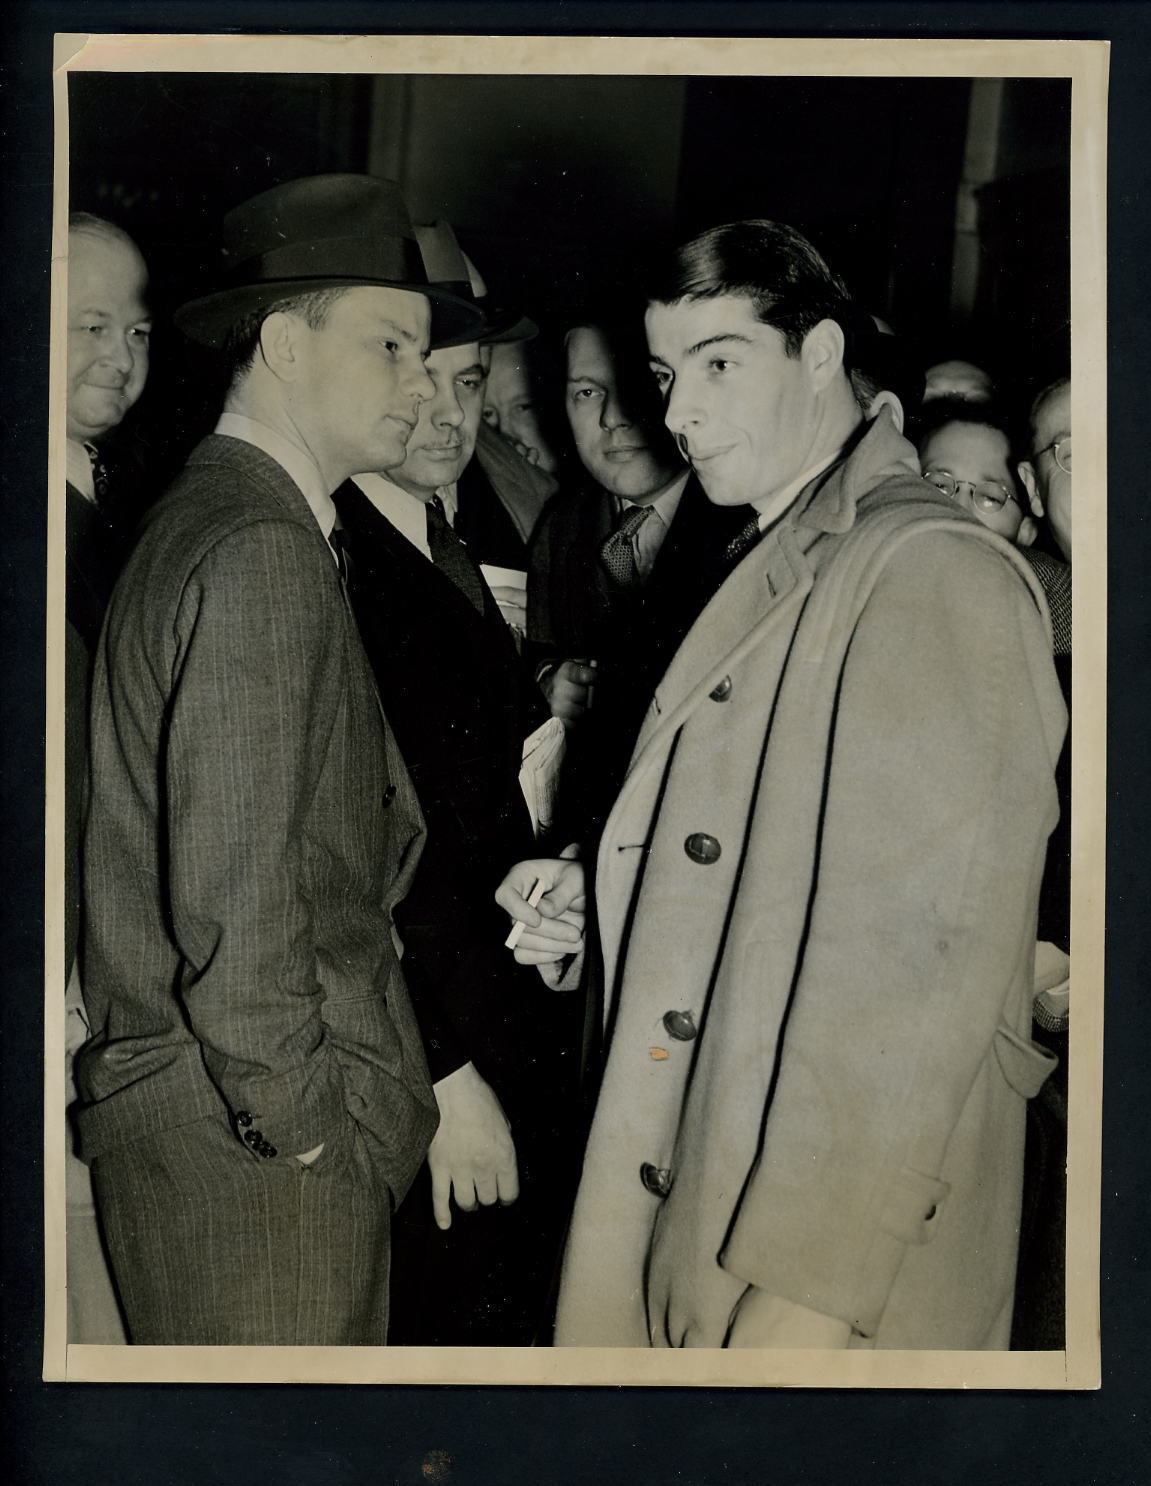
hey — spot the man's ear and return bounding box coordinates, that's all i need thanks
[801,318,846,390]
[1015,462,1043,548]
[867,388,905,434]
[258,309,305,382]
[1017,459,1044,517]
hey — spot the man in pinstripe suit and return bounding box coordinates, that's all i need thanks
[73,175,483,1345]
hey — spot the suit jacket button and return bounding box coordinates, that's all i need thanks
[684,832,721,865]
[263,1144,277,1159]
[243,1129,257,1146]
[382,784,397,807]
[709,675,733,702]
[640,1163,673,1198]
[236,1110,253,1128]
[662,1009,698,1041]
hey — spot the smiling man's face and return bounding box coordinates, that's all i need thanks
[67,228,151,443]
[565,324,682,502]
[645,294,823,511]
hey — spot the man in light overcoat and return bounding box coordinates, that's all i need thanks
[500,220,1067,1350]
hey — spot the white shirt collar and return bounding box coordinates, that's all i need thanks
[754,449,842,531]
[618,467,690,529]
[215,412,337,542]
[351,472,459,562]
[67,439,96,502]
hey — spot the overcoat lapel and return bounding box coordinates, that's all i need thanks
[629,521,814,770]
[592,525,816,998]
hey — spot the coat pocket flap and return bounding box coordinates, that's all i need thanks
[880,1164,951,1246]
[994,1021,1059,1098]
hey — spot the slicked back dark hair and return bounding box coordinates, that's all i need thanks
[646,219,856,361]
[220,286,350,387]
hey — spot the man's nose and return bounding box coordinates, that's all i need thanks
[104,330,137,373]
[600,392,632,432]
[663,379,702,434]
[405,359,436,403]
[433,390,465,428]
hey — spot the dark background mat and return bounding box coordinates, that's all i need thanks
[3,3,1147,1483]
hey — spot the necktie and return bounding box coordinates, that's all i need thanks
[599,503,654,588]
[84,442,110,508]
[723,512,763,567]
[425,495,487,616]
[329,526,354,586]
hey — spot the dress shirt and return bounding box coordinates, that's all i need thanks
[351,472,460,562]
[67,439,96,502]
[616,469,689,581]
[215,411,339,557]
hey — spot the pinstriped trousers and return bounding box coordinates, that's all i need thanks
[92,1111,392,1345]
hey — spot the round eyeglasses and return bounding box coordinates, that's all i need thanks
[1032,436,1071,475]
[923,469,1020,513]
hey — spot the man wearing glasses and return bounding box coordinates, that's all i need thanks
[1019,377,1072,563]
[917,401,1037,545]
[1012,374,1072,1349]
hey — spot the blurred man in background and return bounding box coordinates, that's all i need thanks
[1011,373,1072,1350]
[527,308,745,840]
[64,211,153,1343]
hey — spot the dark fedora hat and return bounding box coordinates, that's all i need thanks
[175,174,484,350]
[415,220,537,347]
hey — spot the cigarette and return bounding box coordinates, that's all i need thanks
[504,877,545,950]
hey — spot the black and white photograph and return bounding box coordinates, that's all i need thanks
[45,31,1106,1388]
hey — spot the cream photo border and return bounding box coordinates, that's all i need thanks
[44,30,1108,1389]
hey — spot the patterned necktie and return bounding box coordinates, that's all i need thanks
[425,495,487,616]
[84,442,110,508]
[723,512,763,567]
[599,503,655,588]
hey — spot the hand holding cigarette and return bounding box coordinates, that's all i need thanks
[497,848,586,963]
[504,877,546,950]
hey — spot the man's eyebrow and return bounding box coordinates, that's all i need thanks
[686,332,756,356]
[458,361,487,377]
[72,306,153,323]
[566,373,607,385]
[648,333,756,365]
[372,318,421,344]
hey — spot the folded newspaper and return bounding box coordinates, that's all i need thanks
[519,716,566,837]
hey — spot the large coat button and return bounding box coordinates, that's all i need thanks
[662,1009,698,1041]
[709,675,733,702]
[382,784,397,807]
[640,1163,673,1198]
[684,832,721,865]
[235,1110,253,1129]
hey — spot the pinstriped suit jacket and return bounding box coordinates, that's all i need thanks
[76,435,438,1203]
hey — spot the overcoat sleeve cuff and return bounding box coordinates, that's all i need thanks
[721,1161,952,1340]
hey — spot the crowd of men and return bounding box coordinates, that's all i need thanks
[63,171,1072,1350]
